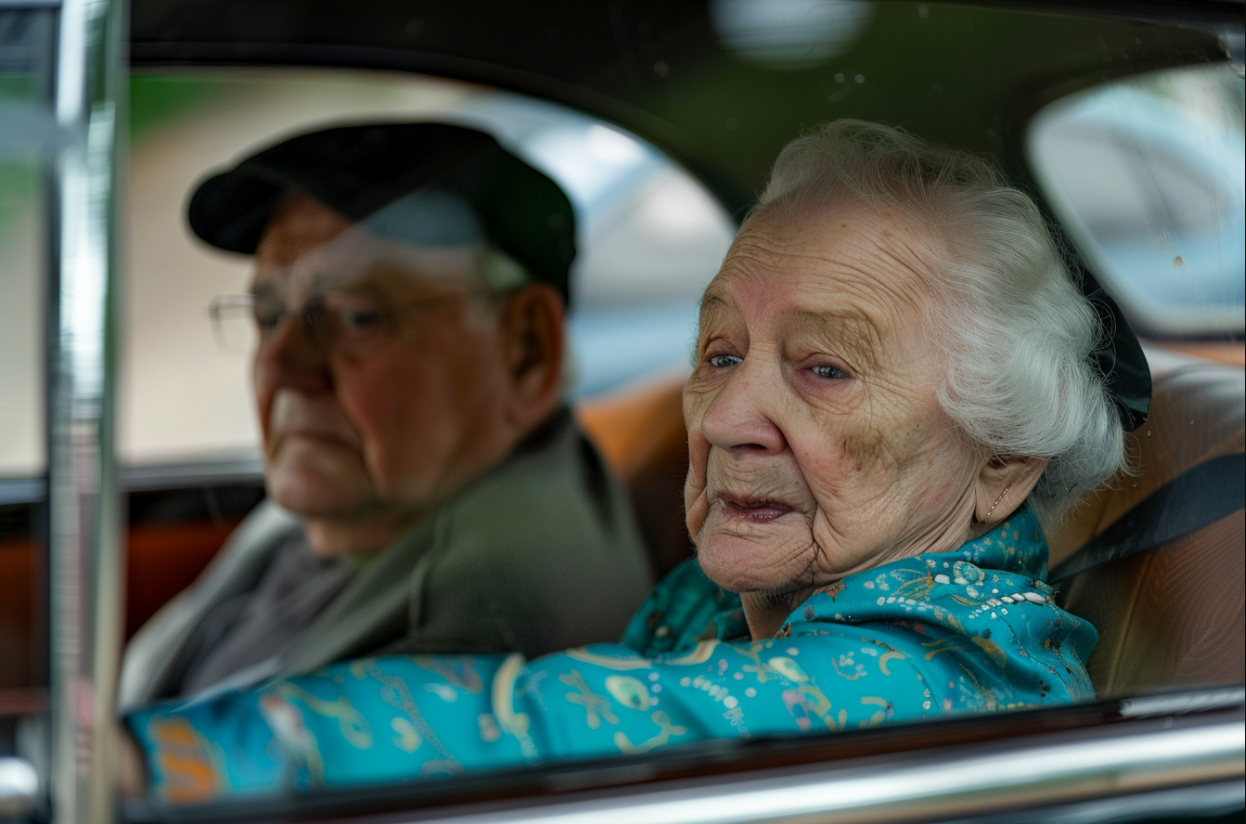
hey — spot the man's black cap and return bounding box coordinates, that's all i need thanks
[188,122,577,302]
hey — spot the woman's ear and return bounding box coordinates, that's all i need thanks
[499,284,565,430]
[974,453,1047,527]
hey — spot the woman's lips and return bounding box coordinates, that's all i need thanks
[720,496,794,523]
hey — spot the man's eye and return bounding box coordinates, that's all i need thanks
[252,305,285,332]
[708,354,742,368]
[811,364,849,379]
[339,308,384,330]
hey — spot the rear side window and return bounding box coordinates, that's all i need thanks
[1028,63,1245,338]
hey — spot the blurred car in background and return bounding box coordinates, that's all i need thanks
[1031,63,1245,339]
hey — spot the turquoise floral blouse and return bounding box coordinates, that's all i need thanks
[127,509,1096,803]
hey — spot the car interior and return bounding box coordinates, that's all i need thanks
[4,346,1242,700]
[0,0,1243,821]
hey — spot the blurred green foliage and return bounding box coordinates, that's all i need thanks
[130,74,225,144]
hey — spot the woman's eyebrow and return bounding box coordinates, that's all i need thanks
[788,309,885,363]
[697,293,735,330]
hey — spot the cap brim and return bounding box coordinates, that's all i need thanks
[187,170,291,255]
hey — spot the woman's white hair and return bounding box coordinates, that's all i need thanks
[752,120,1128,525]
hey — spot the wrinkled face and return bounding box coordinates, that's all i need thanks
[684,202,985,596]
[253,196,516,542]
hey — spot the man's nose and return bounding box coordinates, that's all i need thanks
[253,313,332,393]
[698,359,787,456]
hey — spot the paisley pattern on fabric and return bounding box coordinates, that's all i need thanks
[128,509,1096,802]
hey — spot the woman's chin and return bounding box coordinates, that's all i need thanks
[696,531,804,594]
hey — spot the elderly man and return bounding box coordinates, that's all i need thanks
[118,123,653,708]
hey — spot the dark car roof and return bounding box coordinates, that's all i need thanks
[129,0,1236,217]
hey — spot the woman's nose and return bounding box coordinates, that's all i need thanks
[253,314,333,394]
[698,362,787,456]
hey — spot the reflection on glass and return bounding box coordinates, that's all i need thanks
[0,159,43,480]
[1029,63,1246,337]
[712,0,875,69]
[0,7,53,707]
[0,7,53,480]
[0,9,53,106]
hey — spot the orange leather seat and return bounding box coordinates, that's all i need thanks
[576,348,1246,697]
[576,373,693,578]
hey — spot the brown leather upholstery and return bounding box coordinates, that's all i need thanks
[1053,348,1245,696]
[125,520,242,637]
[1058,510,1243,695]
[0,538,40,690]
[576,347,1245,698]
[1047,348,1246,566]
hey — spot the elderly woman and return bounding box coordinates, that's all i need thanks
[124,121,1125,801]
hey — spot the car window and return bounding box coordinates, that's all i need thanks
[0,6,54,699]
[0,154,44,480]
[1028,63,1246,339]
[0,154,44,691]
[7,2,1240,821]
[122,70,734,467]
[0,9,51,482]
[114,2,1244,809]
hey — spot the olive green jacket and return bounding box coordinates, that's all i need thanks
[118,411,653,709]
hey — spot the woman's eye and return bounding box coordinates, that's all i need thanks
[708,353,742,368]
[811,364,849,379]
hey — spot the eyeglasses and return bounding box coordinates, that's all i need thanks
[207,289,483,357]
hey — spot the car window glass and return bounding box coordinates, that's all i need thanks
[102,4,1244,819]
[1028,63,1245,338]
[0,5,54,698]
[0,158,43,482]
[123,69,734,466]
[0,9,53,482]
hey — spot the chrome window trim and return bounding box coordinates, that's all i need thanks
[45,0,125,822]
[346,713,1244,824]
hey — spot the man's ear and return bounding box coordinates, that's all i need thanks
[974,453,1047,527]
[499,284,565,430]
